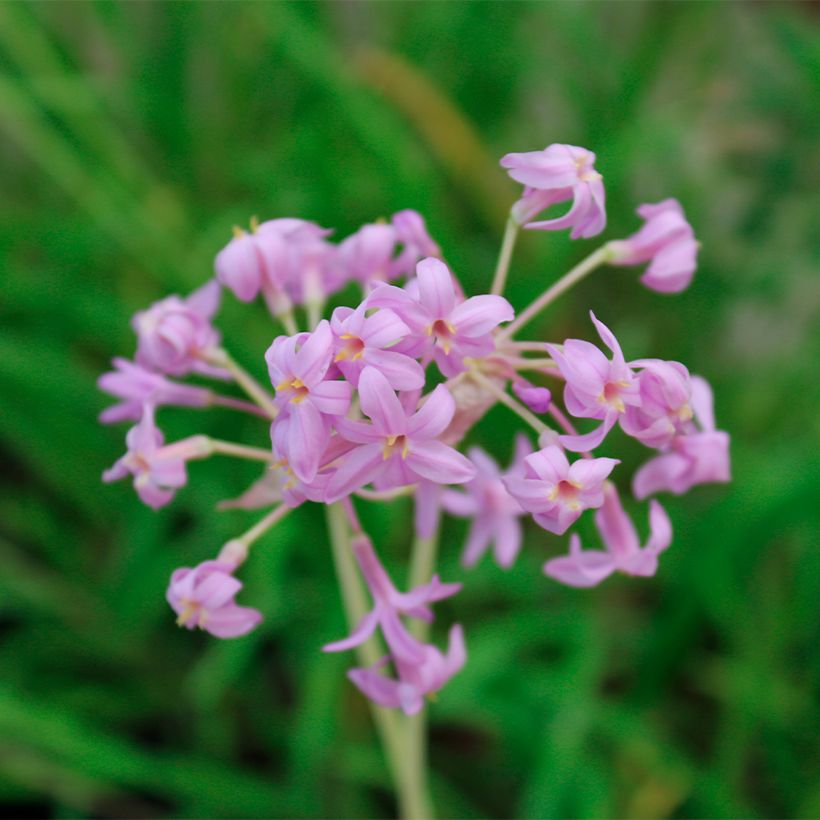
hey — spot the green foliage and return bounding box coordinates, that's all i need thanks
[0,2,818,817]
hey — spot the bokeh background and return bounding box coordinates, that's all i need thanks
[1,2,818,818]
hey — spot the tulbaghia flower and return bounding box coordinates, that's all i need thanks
[98,357,211,423]
[336,222,398,286]
[323,533,465,714]
[633,376,730,498]
[442,436,531,568]
[102,405,189,509]
[500,143,606,239]
[167,560,262,638]
[547,313,640,451]
[326,367,475,502]
[512,380,552,414]
[266,320,352,483]
[610,199,698,293]
[368,257,514,377]
[544,483,672,587]
[390,209,441,279]
[330,303,424,390]
[620,359,694,450]
[503,445,618,535]
[132,280,225,378]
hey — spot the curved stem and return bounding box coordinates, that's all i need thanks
[208,439,274,462]
[490,215,519,296]
[217,503,292,566]
[210,393,269,418]
[279,310,299,337]
[470,370,552,436]
[206,348,278,420]
[498,243,614,341]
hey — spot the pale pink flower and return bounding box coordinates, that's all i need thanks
[503,445,618,535]
[442,436,531,568]
[323,533,465,715]
[326,367,475,502]
[336,222,397,286]
[390,209,441,279]
[102,405,189,509]
[368,258,514,377]
[544,483,672,587]
[610,200,698,293]
[546,313,640,451]
[512,380,552,414]
[633,376,730,498]
[330,303,424,390]
[167,560,262,638]
[133,281,225,378]
[98,357,210,423]
[500,143,606,239]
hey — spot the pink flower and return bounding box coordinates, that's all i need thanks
[323,533,465,714]
[512,380,552,414]
[620,359,694,450]
[544,484,672,587]
[633,376,730,498]
[266,320,352,483]
[500,143,606,239]
[102,405,189,509]
[132,281,225,378]
[326,367,475,502]
[98,357,210,424]
[442,436,531,568]
[546,313,640,451]
[368,258,514,377]
[503,445,618,535]
[610,200,698,293]
[215,218,334,313]
[390,209,441,279]
[336,222,398,286]
[330,303,424,390]
[167,560,262,638]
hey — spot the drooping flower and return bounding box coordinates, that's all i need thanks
[546,312,640,451]
[390,209,441,279]
[503,444,618,535]
[132,280,225,378]
[323,533,465,715]
[544,483,672,587]
[167,560,262,638]
[368,257,514,377]
[265,320,352,483]
[512,380,552,414]
[102,405,189,509]
[610,199,698,293]
[500,143,606,239]
[326,367,475,502]
[442,436,531,568]
[98,357,211,424]
[633,376,730,498]
[330,303,424,390]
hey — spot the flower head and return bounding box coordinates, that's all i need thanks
[610,199,698,293]
[390,209,441,279]
[500,143,606,239]
[167,560,262,638]
[336,222,398,286]
[544,483,672,587]
[503,445,618,535]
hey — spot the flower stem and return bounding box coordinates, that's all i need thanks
[218,503,292,566]
[325,504,432,820]
[207,348,279,420]
[208,439,274,462]
[469,370,552,436]
[210,393,269,418]
[279,310,300,337]
[490,215,519,296]
[498,243,615,341]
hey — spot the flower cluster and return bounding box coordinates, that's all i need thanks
[99,142,729,713]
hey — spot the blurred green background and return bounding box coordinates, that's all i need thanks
[1,2,818,818]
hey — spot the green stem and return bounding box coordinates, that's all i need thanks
[490,215,519,296]
[279,310,300,337]
[218,503,292,566]
[469,370,552,436]
[498,243,614,341]
[206,348,279,420]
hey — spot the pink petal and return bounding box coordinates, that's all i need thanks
[450,295,514,337]
[365,348,425,391]
[323,608,380,653]
[407,384,455,440]
[593,484,639,558]
[310,380,352,417]
[568,456,619,489]
[416,257,456,318]
[288,402,327,483]
[645,499,673,554]
[358,366,406,435]
[296,321,333,386]
[325,443,385,502]
[558,414,617,452]
[204,604,263,638]
[406,441,476,485]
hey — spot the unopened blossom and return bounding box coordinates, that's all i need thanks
[215,218,334,313]
[133,280,225,378]
[368,257,514,377]
[326,367,475,502]
[98,357,210,424]
[500,143,606,239]
[633,376,730,498]
[512,380,552,414]
[544,483,672,587]
[167,560,262,638]
[102,405,189,509]
[324,533,465,714]
[265,320,352,483]
[442,436,531,568]
[390,209,441,279]
[330,303,424,390]
[610,199,698,293]
[621,359,694,450]
[547,312,640,451]
[503,444,618,535]
[336,222,398,286]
